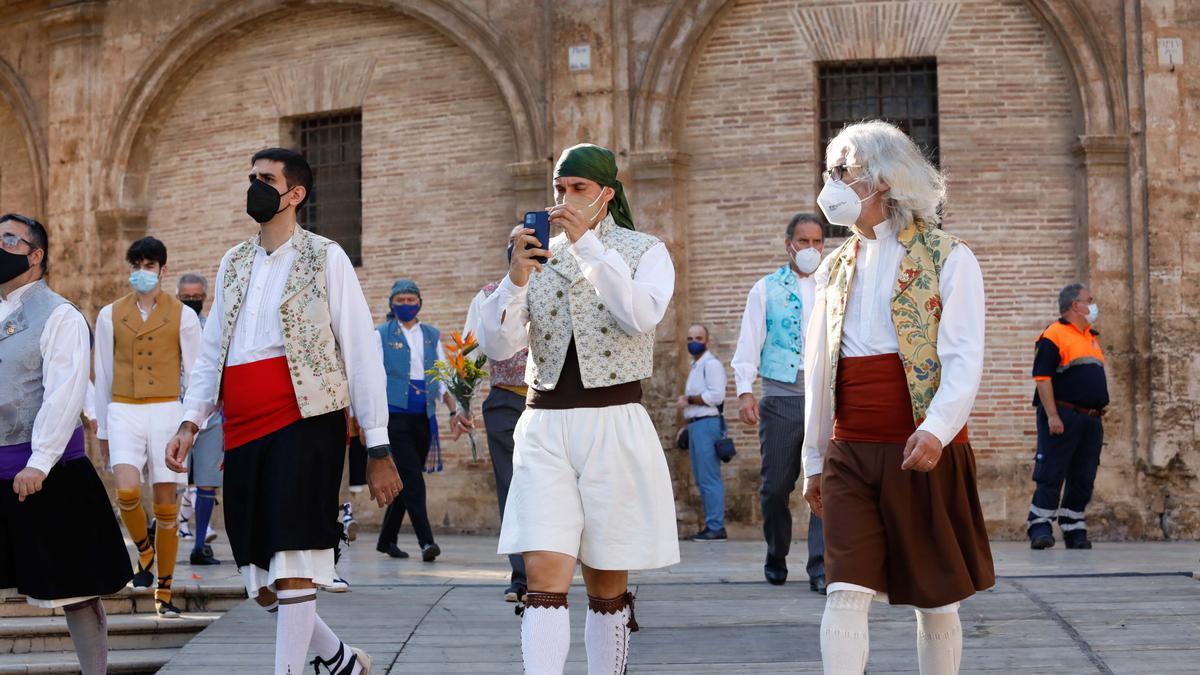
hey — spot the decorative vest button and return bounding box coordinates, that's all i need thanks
[609,372,617,379]
[550,258,558,264]
[600,327,608,334]
[544,334,552,341]
[538,357,545,363]
[598,304,604,311]
[550,309,557,317]
[556,291,564,298]
[604,350,612,357]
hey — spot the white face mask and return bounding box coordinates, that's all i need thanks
[1086,303,1099,324]
[817,177,877,228]
[791,246,822,275]
[561,189,607,226]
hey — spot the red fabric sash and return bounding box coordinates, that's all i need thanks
[221,356,302,450]
[833,353,968,445]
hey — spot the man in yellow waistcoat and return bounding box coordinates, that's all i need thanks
[94,236,202,619]
[803,121,994,674]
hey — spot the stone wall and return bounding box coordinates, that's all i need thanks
[0,0,1194,540]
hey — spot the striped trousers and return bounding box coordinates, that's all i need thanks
[758,395,825,580]
[1028,406,1104,542]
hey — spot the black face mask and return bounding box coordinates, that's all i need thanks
[181,299,204,315]
[0,249,31,285]
[246,179,294,224]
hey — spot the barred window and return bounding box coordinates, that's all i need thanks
[818,59,939,235]
[295,112,363,266]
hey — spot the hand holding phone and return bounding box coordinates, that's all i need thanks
[523,211,550,264]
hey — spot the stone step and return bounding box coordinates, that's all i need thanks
[0,584,246,619]
[0,613,219,654]
[0,646,177,673]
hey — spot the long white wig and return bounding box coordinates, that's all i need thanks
[824,120,946,229]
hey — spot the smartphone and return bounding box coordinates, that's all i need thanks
[523,210,551,264]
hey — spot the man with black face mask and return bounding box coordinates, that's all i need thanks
[165,148,402,675]
[174,273,222,565]
[0,213,132,674]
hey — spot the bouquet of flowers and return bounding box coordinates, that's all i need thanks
[426,331,488,461]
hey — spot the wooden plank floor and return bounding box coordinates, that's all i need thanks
[159,536,1200,673]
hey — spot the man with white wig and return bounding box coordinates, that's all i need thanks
[803,120,994,674]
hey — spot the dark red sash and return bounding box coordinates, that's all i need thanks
[221,356,302,450]
[833,353,968,445]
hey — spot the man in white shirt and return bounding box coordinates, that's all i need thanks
[677,324,728,541]
[731,213,826,591]
[165,148,402,675]
[803,121,993,674]
[0,213,132,674]
[94,236,202,618]
[477,143,678,674]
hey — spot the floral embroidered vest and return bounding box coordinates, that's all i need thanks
[481,280,528,388]
[824,220,962,423]
[525,216,659,390]
[213,227,349,418]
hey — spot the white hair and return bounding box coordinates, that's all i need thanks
[825,120,946,229]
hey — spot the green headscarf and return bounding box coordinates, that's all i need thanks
[553,143,635,230]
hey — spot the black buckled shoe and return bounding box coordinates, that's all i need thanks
[1064,535,1092,550]
[189,548,221,565]
[421,543,441,563]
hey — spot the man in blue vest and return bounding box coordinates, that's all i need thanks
[731,213,826,591]
[376,279,471,562]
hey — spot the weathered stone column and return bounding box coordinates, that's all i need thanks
[41,0,106,313]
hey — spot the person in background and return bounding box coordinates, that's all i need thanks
[677,324,728,542]
[731,213,826,591]
[176,273,221,565]
[464,228,531,601]
[1026,283,1107,550]
[94,236,202,618]
[375,279,472,563]
[0,212,131,674]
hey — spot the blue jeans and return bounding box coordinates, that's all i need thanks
[687,416,726,531]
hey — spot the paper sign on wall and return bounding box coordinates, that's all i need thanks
[569,44,591,72]
[1158,38,1183,67]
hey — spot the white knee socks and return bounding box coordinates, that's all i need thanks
[264,598,362,675]
[820,590,873,674]
[585,593,638,674]
[521,592,571,675]
[275,589,317,675]
[915,604,962,675]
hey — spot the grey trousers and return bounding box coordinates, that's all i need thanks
[481,386,528,590]
[758,395,825,581]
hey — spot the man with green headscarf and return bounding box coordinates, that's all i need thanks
[477,143,679,674]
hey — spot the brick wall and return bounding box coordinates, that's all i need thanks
[679,0,1079,537]
[134,4,517,528]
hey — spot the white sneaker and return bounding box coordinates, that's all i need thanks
[340,502,357,542]
[324,576,350,593]
[177,522,194,539]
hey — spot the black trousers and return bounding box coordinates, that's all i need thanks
[1028,406,1103,542]
[481,387,528,590]
[758,395,825,580]
[348,436,367,488]
[378,412,435,549]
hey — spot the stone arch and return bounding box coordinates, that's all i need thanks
[100,0,544,215]
[0,56,47,218]
[633,0,1125,152]
[630,0,736,153]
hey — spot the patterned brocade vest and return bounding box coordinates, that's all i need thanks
[824,220,963,424]
[481,280,528,387]
[213,227,349,418]
[0,281,70,445]
[525,217,659,390]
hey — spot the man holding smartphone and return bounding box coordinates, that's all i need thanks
[477,143,679,674]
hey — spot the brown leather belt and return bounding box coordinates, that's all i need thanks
[1056,400,1106,418]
